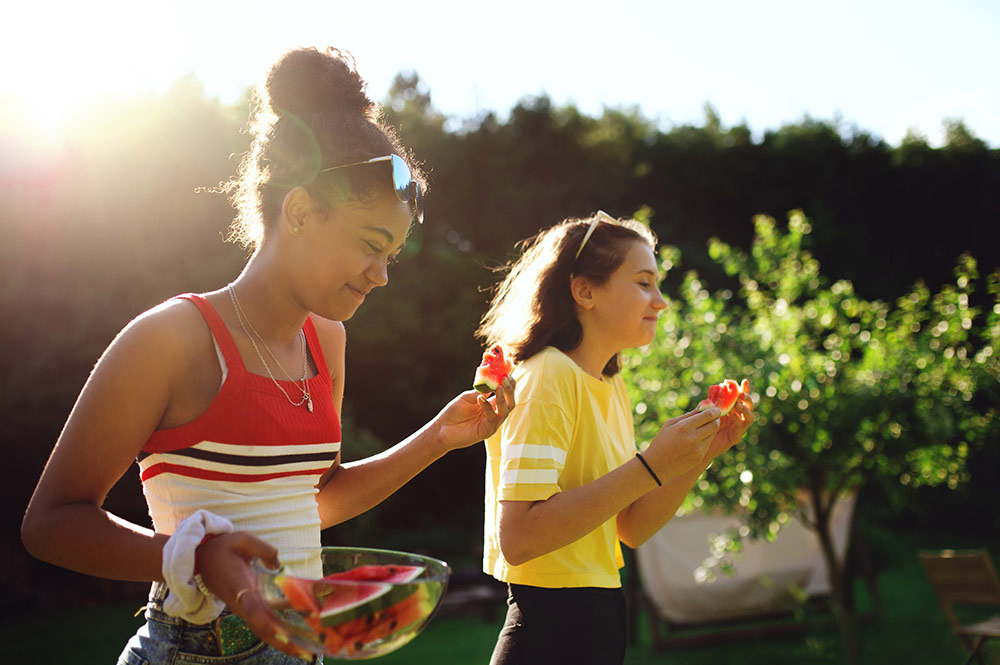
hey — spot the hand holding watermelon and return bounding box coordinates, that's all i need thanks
[639,378,756,481]
[427,347,515,454]
[473,345,513,394]
[698,378,756,459]
[696,378,751,416]
[195,532,319,661]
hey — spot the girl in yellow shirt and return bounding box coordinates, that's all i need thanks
[478,212,755,664]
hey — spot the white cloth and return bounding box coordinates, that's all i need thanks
[161,509,234,624]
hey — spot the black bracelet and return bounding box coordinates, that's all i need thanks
[635,452,662,486]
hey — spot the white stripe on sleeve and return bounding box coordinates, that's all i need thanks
[502,443,568,466]
[500,467,560,486]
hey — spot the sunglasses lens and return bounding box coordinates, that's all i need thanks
[390,154,412,202]
[390,154,423,223]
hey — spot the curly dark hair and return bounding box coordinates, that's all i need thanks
[477,212,658,377]
[224,47,426,249]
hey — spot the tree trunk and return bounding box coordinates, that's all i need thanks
[808,487,863,665]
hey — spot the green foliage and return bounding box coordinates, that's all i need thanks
[626,212,999,543]
[3,73,999,607]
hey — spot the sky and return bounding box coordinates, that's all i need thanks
[2,0,998,147]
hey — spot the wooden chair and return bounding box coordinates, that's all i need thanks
[919,549,1000,665]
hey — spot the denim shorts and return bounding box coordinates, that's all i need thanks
[117,584,322,665]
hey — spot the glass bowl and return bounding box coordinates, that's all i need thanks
[254,546,451,660]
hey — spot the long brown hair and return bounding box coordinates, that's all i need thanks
[477,212,657,376]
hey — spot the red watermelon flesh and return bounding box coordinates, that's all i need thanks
[272,564,438,658]
[324,564,423,584]
[316,565,423,627]
[276,574,320,615]
[334,590,423,641]
[332,590,429,656]
[697,378,748,416]
[473,345,513,393]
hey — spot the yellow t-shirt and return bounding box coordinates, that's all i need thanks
[483,346,636,588]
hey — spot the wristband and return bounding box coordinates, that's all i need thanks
[635,452,662,486]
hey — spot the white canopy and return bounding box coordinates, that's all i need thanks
[636,492,856,624]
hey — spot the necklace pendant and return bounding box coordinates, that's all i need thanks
[306,394,314,413]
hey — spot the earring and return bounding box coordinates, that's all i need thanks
[292,226,301,235]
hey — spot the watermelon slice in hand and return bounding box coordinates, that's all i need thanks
[697,378,751,416]
[473,345,513,393]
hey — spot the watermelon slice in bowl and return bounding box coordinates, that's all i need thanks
[254,547,450,660]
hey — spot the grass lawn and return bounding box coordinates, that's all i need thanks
[5,558,998,664]
[380,554,1000,664]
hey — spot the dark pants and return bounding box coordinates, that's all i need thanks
[489,583,627,665]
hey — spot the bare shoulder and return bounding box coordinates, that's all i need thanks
[310,316,346,376]
[101,296,222,429]
[51,296,218,461]
[310,315,345,340]
[94,296,219,404]
[309,314,347,353]
[113,297,212,362]
[29,296,219,513]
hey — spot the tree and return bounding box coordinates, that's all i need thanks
[625,211,999,664]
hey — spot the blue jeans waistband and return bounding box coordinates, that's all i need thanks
[139,582,322,663]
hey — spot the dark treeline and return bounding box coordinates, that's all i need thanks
[2,73,998,606]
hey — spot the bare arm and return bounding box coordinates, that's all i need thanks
[306,316,515,527]
[21,301,314,660]
[21,308,177,581]
[497,457,658,566]
[316,381,515,528]
[497,408,723,565]
[616,395,756,547]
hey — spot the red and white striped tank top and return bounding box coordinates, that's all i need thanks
[138,294,341,571]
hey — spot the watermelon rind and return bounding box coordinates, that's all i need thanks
[472,345,511,393]
[327,588,434,658]
[473,366,501,394]
[282,564,430,630]
[318,580,427,628]
[318,580,394,627]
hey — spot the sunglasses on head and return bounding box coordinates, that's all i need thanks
[319,154,424,224]
[574,210,617,260]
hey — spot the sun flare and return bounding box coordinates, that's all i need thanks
[1,2,231,142]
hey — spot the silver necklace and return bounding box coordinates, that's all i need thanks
[227,285,313,412]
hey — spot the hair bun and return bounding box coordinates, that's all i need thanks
[264,47,374,119]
